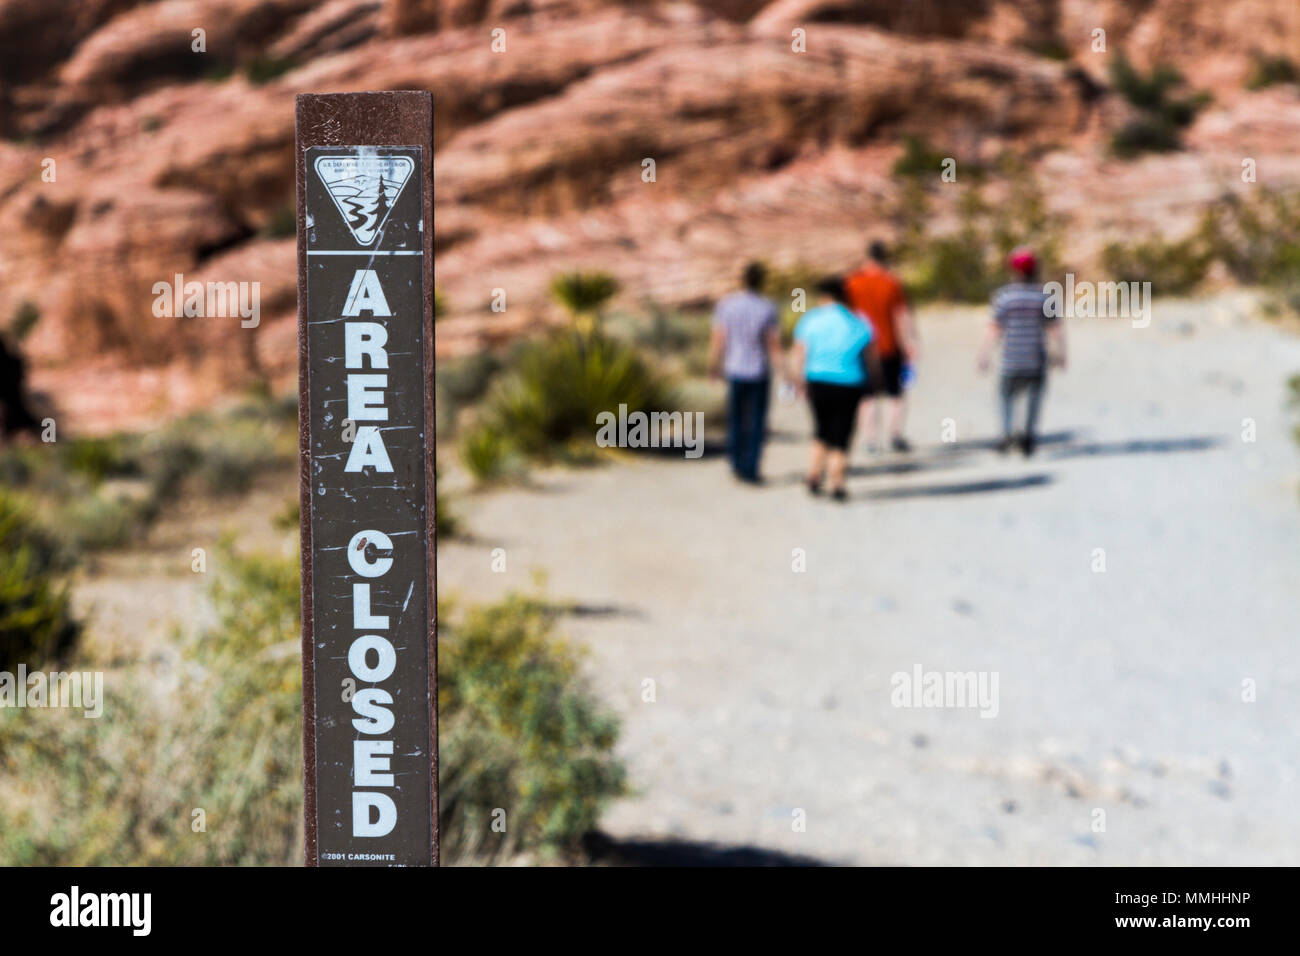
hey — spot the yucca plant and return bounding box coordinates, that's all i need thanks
[481,331,672,462]
[550,271,619,337]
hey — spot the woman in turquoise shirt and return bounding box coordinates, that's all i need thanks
[788,276,879,501]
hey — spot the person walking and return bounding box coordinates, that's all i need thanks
[708,262,782,483]
[789,276,878,501]
[976,247,1066,456]
[845,240,918,454]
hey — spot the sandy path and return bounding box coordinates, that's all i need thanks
[445,292,1300,865]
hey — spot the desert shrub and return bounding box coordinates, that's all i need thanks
[260,202,297,239]
[906,231,997,302]
[272,499,299,532]
[9,301,40,340]
[243,55,297,85]
[459,421,510,483]
[1100,234,1213,295]
[52,494,142,554]
[439,594,626,862]
[0,393,297,567]
[436,349,506,437]
[1111,115,1183,157]
[892,134,948,179]
[1109,54,1211,158]
[0,549,623,865]
[0,550,301,865]
[0,492,79,672]
[896,168,1067,303]
[58,436,139,486]
[629,303,706,356]
[477,331,673,462]
[1199,189,1300,288]
[1100,188,1300,304]
[1111,55,1186,111]
[1246,54,1299,90]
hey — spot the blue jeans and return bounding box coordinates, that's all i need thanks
[727,377,770,481]
[1000,372,1045,440]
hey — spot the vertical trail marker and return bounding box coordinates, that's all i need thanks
[296,91,437,867]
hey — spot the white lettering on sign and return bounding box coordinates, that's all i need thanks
[340,267,401,838]
[342,271,393,473]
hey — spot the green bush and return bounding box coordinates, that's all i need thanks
[1099,188,1300,304]
[1110,55,1185,111]
[52,494,142,554]
[0,393,297,564]
[439,594,626,862]
[892,134,948,179]
[272,499,299,532]
[1108,53,1211,158]
[1100,234,1213,295]
[436,349,506,437]
[260,202,297,239]
[9,301,40,341]
[58,436,138,486]
[1199,189,1300,288]
[459,421,510,484]
[905,230,998,303]
[1246,54,1299,90]
[1111,115,1183,158]
[894,168,1067,303]
[0,492,79,672]
[0,550,623,865]
[477,331,673,462]
[243,55,297,85]
[0,549,301,865]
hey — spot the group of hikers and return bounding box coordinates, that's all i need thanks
[707,240,1066,500]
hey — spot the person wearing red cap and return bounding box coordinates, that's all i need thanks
[976,247,1066,455]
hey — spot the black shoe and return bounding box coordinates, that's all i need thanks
[995,436,1014,455]
[891,435,912,453]
[1020,434,1036,457]
[830,487,848,502]
[806,477,823,496]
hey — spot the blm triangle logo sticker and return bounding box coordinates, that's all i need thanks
[314,153,414,245]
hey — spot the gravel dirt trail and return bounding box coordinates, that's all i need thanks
[439,293,1300,865]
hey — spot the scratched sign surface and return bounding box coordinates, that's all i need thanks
[303,145,432,866]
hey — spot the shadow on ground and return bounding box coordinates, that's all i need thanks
[863,473,1054,499]
[1045,435,1224,459]
[583,832,830,866]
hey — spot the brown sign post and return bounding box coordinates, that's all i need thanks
[295,92,437,866]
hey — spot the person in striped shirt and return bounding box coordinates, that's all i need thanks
[976,247,1066,456]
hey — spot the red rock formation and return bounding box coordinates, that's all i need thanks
[0,0,1296,432]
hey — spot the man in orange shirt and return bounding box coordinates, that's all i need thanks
[844,240,918,453]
